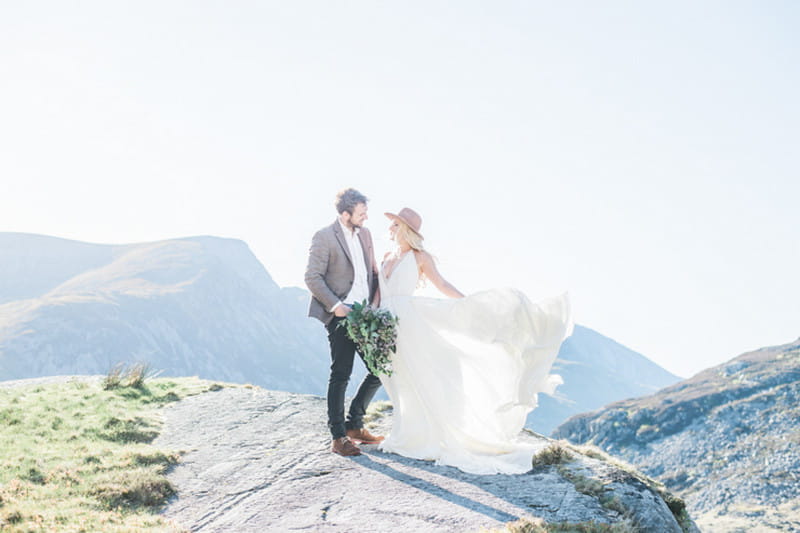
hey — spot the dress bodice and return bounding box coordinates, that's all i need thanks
[380,251,418,301]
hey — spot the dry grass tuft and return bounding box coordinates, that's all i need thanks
[102,362,158,390]
[363,401,393,429]
[531,443,575,468]
[483,516,637,533]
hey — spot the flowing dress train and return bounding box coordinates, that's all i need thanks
[377,252,573,474]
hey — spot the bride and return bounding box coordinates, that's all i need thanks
[376,207,573,475]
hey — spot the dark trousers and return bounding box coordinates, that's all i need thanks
[326,316,383,439]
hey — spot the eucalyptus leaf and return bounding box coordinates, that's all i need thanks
[338,299,398,376]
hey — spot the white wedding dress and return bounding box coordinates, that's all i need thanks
[377,251,573,475]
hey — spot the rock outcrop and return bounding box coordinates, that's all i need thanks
[154,386,698,532]
[554,338,800,532]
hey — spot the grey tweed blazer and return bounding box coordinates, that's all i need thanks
[304,220,379,325]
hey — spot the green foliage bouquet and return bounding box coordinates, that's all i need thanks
[339,300,399,377]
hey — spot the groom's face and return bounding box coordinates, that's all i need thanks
[345,203,368,229]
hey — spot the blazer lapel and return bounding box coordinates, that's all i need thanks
[332,220,354,266]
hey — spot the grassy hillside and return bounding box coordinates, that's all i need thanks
[0,372,223,531]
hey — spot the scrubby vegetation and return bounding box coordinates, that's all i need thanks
[531,442,575,468]
[0,374,224,531]
[101,362,156,390]
[363,400,393,431]
[485,516,637,533]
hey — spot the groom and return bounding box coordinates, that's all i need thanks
[305,188,384,456]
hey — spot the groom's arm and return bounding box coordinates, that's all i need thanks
[305,230,341,312]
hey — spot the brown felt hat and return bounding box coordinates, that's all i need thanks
[385,207,423,238]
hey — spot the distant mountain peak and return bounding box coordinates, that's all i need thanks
[529,324,681,436]
[0,233,304,386]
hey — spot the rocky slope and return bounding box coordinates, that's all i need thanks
[153,385,698,532]
[554,338,800,532]
[0,232,679,433]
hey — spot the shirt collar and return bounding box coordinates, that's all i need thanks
[338,218,360,238]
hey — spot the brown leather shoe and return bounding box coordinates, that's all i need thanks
[346,428,385,445]
[331,436,361,456]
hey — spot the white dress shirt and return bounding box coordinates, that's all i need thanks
[332,220,370,311]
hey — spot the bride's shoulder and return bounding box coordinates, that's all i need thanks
[413,249,433,265]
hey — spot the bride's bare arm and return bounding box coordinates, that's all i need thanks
[416,251,465,298]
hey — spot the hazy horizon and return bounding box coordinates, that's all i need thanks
[2,2,798,377]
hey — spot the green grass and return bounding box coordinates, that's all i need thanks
[0,376,224,531]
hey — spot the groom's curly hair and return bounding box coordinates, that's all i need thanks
[335,188,368,215]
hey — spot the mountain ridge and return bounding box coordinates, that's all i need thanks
[0,234,326,392]
[1,232,680,434]
[535,324,680,435]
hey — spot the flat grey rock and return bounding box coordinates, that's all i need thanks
[155,387,694,532]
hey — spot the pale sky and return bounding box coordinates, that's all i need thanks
[2,1,798,377]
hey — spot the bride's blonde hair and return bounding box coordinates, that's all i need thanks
[395,221,432,288]
[395,222,425,252]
